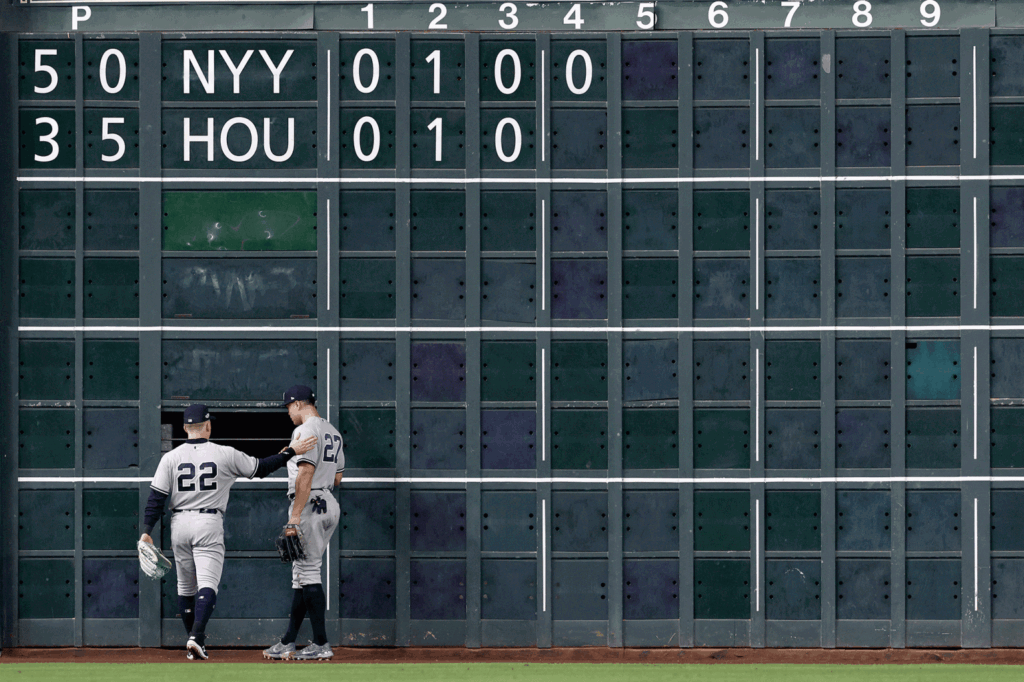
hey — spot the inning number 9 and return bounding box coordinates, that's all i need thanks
[852,0,872,26]
[920,0,940,26]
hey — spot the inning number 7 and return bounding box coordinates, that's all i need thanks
[782,1,800,27]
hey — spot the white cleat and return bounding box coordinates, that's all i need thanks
[263,641,296,660]
[186,636,208,661]
[291,642,333,661]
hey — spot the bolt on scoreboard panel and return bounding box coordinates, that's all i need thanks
[5,0,1024,652]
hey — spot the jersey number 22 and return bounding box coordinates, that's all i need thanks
[177,462,218,492]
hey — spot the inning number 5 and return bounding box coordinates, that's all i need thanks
[636,2,656,29]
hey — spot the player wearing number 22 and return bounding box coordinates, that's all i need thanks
[264,384,345,661]
[139,404,318,661]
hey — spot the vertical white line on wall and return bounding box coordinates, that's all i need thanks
[327,198,331,311]
[755,48,760,161]
[542,499,547,612]
[327,51,332,161]
[974,345,978,461]
[974,196,978,310]
[973,46,978,160]
[327,347,331,419]
[326,541,331,609]
[974,497,979,611]
[541,50,546,163]
[541,347,546,462]
[755,498,760,612]
[541,199,547,311]
[755,348,760,463]
[755,198,760,311]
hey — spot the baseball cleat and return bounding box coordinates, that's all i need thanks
[292,642,333,660]
[263,641,296,660]
[186,636,209,661]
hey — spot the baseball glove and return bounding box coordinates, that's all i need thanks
[138,540,173,579]
[276,524,307,563]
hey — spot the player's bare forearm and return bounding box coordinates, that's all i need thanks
[334,472,343,487]
[290,463,315,524]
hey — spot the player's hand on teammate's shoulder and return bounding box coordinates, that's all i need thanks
[139,533,153,545]
[288,435,318,456]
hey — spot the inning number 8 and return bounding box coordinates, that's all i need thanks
[852,0,872,26]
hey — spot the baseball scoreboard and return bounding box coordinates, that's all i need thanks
[5,0,1024,651]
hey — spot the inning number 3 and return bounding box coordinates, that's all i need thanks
[323,434,343,464]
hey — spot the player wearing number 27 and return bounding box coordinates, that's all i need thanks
[264,385,344,661]
[139,404,317,661]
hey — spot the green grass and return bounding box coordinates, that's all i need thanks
[2,664,1024,682]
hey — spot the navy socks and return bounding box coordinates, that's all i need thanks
[302,584,328,646]
[281,588,307,645]
[189,587,217,645]
[177,595,196,635]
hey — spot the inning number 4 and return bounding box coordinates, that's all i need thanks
[563,3,584,29]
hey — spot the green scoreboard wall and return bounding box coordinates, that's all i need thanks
[8,0,1024,650]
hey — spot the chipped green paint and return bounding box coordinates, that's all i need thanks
[162,191,317,251]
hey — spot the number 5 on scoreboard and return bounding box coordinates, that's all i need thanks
[782,1,801,27]
[636,3,656,29]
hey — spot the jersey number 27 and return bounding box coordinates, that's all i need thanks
[177,462,218,492]
[323,434,342,463]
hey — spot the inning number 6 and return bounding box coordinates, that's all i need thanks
[708,1,729,27]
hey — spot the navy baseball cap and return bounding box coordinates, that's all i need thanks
[183,404,214,424]
[281,384,315,407]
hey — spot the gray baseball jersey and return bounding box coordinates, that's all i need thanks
[151,439,259,596]
[285,416,343,588]
[151,440,259,510]
[286,416,344,497]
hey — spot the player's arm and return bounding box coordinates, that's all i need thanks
[248,435,317,479]
[140,460,173,544]
[334,437,345,487]
[289,462,315,525]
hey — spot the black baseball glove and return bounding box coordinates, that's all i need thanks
[276,524,307,563]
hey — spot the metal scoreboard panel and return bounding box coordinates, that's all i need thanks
[6,0,1024,653]
[0,1,1003,32]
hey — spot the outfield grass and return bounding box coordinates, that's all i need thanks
[2,664,1024,682]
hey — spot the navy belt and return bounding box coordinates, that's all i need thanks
[172,508,221,514]
[287,488,330,501]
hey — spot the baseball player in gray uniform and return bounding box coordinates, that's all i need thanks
[263,384,344,661]
[139,404,317,661]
